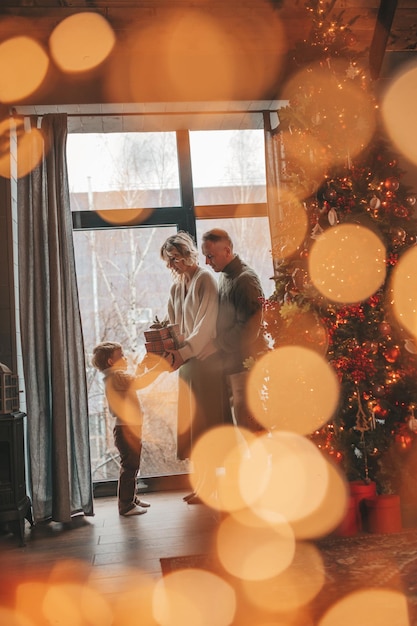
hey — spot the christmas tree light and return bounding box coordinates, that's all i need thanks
[265,0,417,493]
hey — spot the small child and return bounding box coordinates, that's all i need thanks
[92,342,163,516]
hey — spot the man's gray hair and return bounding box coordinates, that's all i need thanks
[201,229,233,248]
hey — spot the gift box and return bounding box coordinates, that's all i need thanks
[144,324,184,354]
[334,495,360,537]
[364,494,402,534]
[145,340,166,355]
[144,327,172,342]
[167,324,185,349]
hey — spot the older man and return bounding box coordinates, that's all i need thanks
[201,228,268,430]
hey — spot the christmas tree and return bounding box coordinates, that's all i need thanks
[264,0,417,495]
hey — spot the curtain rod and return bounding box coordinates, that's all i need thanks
[10,108,280,118]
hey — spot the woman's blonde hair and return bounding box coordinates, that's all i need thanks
[160,231,199,271]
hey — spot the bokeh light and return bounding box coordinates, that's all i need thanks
[290,459,349,540]
[104,352,171,438]
[153,568,236,626]
[110,12,235,103]
[230,504,276,529]
[0,36,49,103]
[162,10,239,101]
[42,582,113,626]
[240,541,325,613]
[111,570,158,626]
[49,13,116,73]
[265,304,329,355]
[246,346,340,434]
[281,61,376,184]
[0,118,44,179]
[15,581,50,626]
[389,245,417,340]
[106,4,285,102]
[95,208,155,226]
[269,190,309,260]
[319,588,410,626]
[308,223,386,303]
[381,62,417,166]
[14,560,116,626]
[277,129,331,199]
[189,425,258,511]
[216,514,295,581]
[239,431,329,525]
[0,607,34,626]
[215,430,261,512]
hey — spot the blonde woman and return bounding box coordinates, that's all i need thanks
[160,231,232,503]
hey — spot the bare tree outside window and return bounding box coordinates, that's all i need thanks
[191,130,273,295]
[74,226,184,480]
[69,132,184,481]
[69,128,270,484]
[106,133,180,209]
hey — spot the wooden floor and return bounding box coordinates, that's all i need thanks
[1,491,417,625]
[0,490,220,607]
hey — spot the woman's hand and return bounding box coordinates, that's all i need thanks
[166,349,184,371]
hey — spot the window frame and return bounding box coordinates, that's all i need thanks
[70,126,268,493]
[72,130,268,234]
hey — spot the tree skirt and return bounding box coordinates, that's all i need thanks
[316,530,417,607]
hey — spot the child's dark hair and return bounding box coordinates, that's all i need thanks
[91,341,121,372]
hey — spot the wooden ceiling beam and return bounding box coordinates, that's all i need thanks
[0,1,414,71]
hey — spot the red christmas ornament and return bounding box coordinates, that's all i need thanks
[394,206,409,218]
[373,402,388,418]
[387,252,399,267]
[369,294,381,308]
[384,177,399,191]
[384,346,400,363]
[395,433,413,451]
[391,227,407,245]
[379,321,392,337]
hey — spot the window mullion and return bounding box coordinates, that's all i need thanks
[176,130,197,240]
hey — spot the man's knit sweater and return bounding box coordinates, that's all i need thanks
[215,255,268,374]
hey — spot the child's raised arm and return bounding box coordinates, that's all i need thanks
[132,353,170,389]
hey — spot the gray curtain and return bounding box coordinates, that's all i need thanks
[17,113,93,523]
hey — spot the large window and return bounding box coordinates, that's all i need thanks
[72,226,188,480]
[68,127,271,487]
[190,130,266,206]
[68,132,181,211]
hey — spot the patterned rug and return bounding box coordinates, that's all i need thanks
[160,529,417,625]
